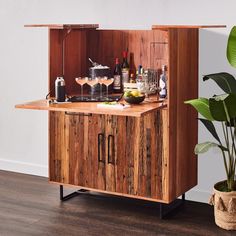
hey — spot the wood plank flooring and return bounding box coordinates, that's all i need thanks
[0,170,234,236]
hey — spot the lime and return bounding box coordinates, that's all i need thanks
[131,90,140,97]
[124,91,132,97]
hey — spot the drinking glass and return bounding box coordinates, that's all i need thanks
[103,77,114,100]
[75,77,88,100]
[98,77,105,99]
[87,78,98,100]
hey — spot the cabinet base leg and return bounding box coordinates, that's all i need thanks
[60,185,88,201]
[159,194,185,219]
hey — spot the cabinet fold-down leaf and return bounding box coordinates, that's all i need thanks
[15,98,166,117]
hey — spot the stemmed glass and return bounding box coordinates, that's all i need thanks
[75,77,88,100]
[87,78,99,100]
[98,77,106,99]
[103,77,114,100]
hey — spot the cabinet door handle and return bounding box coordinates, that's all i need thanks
[98,133,105,163]
[65,112,92,116]
[108,134,115,164]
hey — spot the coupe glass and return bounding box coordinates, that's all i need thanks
[87,78,98,100]
[98,77,106,99]
[75,77,88,100]
[103,77,114,100]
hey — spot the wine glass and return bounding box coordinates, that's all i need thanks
[87,78,98,100]
[103,77,114,100]
[75,77,88,100]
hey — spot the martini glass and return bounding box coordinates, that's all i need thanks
[75,77,88,100]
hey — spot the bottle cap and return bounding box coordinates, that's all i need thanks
[55,77,65,86]
[123,51,128,58]
[115,58,119,64]
[138,65,142,74]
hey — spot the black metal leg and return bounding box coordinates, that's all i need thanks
[159,194,185,219]
[60,185,88,201]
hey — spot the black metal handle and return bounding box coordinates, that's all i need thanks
[98,133,105,163]
[65,112,92,116]
[108,134,114,164]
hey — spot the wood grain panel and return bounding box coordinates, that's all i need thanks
[168,28,198,201]
[49,109,168,202]
[64,30,88,95]
[49,111,65,183]
[49,112,106,190]
[87,30,168,76]
[137,109,168,200]
[105,115,116,192]
[49,29,63,97]
[49,29,168,97]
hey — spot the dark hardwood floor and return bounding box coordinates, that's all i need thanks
[0,170,235,236]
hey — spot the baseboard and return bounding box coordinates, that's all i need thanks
[0,158,48,177]
[186,189,211,203]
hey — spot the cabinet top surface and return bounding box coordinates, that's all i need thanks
[24,24,99,29]
[24,24,226,30]
[152,25,226,29]
[15,98,166,117]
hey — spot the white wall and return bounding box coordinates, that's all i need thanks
[1,0,236,203]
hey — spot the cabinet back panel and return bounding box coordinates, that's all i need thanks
[49,29,168,96]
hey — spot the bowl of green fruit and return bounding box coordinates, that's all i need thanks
[123,90,145,104]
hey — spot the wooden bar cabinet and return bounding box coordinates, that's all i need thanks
[16,24,225,208]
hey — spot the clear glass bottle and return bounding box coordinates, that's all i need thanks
[159,65,167,99]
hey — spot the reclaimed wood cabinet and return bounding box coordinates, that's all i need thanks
[16,24,225,204]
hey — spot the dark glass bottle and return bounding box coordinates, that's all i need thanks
[129,52,136,82]
[121,50,129,84]
[113,58,122,93]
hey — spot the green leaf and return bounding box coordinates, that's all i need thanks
[184,98,214,121]
[203,72,236,94]
[194,142,227,154]
[227,26,236,68]
[198,118,221,143]
[209,93,236,121]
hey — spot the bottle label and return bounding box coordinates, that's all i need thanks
[122,69,129,83]
[159,75,167,97]
[113,75,121,89]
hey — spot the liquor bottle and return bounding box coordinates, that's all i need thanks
[121,50,129,84]
[129,52,136,81]
[159,65,167,98]
[113,58,122,93]
[136,65,143,81]
[130,73,136,83]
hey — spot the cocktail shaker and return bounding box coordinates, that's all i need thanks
[55,77,66,102]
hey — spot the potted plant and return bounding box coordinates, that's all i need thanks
[185,26,236,230]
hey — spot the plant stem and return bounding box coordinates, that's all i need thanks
[225,121,236,191]
[222,122,229,178]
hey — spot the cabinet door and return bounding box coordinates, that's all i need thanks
[105,110,168,201]
[49,111,106,190]
[105,115,137,195]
